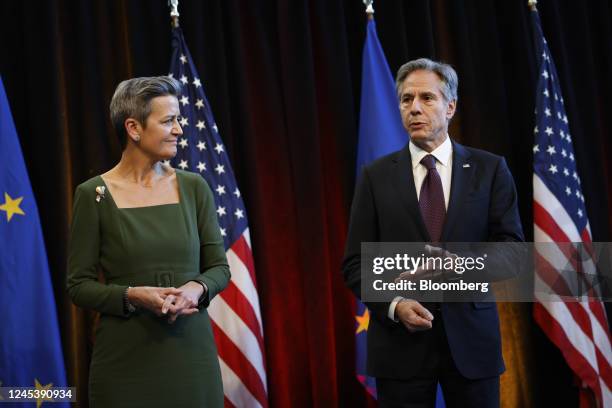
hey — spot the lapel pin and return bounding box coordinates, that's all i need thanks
[462,163,471,168]
[95,186,106,203]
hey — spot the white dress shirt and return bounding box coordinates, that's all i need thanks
[387,136,454,321]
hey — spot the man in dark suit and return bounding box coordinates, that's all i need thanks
[342,58,524,407]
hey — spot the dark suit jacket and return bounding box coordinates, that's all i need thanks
[342,140,524,380]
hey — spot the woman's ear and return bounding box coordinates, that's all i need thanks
[125,118,142,143]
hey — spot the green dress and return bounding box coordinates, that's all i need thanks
[67,170,230,408]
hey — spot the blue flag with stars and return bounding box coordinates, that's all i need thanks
[0,77,68,406]
[355,17,406,399]
[356,18,445,407]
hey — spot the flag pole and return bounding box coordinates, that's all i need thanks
[527,0,537,11]
[169,0,180,28]
[363,0,374,20]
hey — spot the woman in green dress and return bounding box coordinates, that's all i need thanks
[67,76,230,407]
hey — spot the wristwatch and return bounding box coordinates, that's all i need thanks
[190,280,208,308]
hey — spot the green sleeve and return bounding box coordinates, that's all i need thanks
[66,184,128,317]
[193,176,231,307]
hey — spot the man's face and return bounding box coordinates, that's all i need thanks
[399,70,456,152]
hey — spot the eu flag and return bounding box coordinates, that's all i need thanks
[355,18,445,407]
[355,17,407,399]
[0,77,68,406]
[357,19,406,171]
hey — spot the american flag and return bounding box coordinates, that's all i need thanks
[169,27,268,408]
[530,8,612,406]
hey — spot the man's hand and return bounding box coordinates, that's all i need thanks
[424,244,458,266]
[424,245,461,280]
[395,245,460,282]
[127,286,183,316]
[395,265,438,282]
[395,299,434,332]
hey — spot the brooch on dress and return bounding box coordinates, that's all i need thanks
[95,186,106,202]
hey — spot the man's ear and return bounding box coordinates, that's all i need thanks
[446,99,457,120]
[125,118,142,143]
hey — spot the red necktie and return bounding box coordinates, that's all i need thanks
[419,154,446,243]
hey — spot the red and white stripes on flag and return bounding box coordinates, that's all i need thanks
[208,229,268,407]
[209,231,268,407]
[169,26,268,407]
[534,177,612,405]
[531,6,612,406]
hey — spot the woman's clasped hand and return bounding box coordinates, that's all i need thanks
[127,281,205,323]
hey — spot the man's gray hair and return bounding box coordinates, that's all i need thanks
[110,76,181,148]
[395,58,458,102]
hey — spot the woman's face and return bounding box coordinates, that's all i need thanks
[138,95,183,161]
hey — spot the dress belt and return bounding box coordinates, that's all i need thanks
[107,270,198,287]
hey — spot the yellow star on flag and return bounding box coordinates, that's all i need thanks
[355,308,370,334]
[34,379,54,408]
[0,192,25,222]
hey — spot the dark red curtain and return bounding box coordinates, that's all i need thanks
[1,1,611,407]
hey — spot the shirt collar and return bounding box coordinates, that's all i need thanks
[409,135,453,169]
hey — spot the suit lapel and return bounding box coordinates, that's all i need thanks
[393,144,430,241]
[441,141,474,241]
